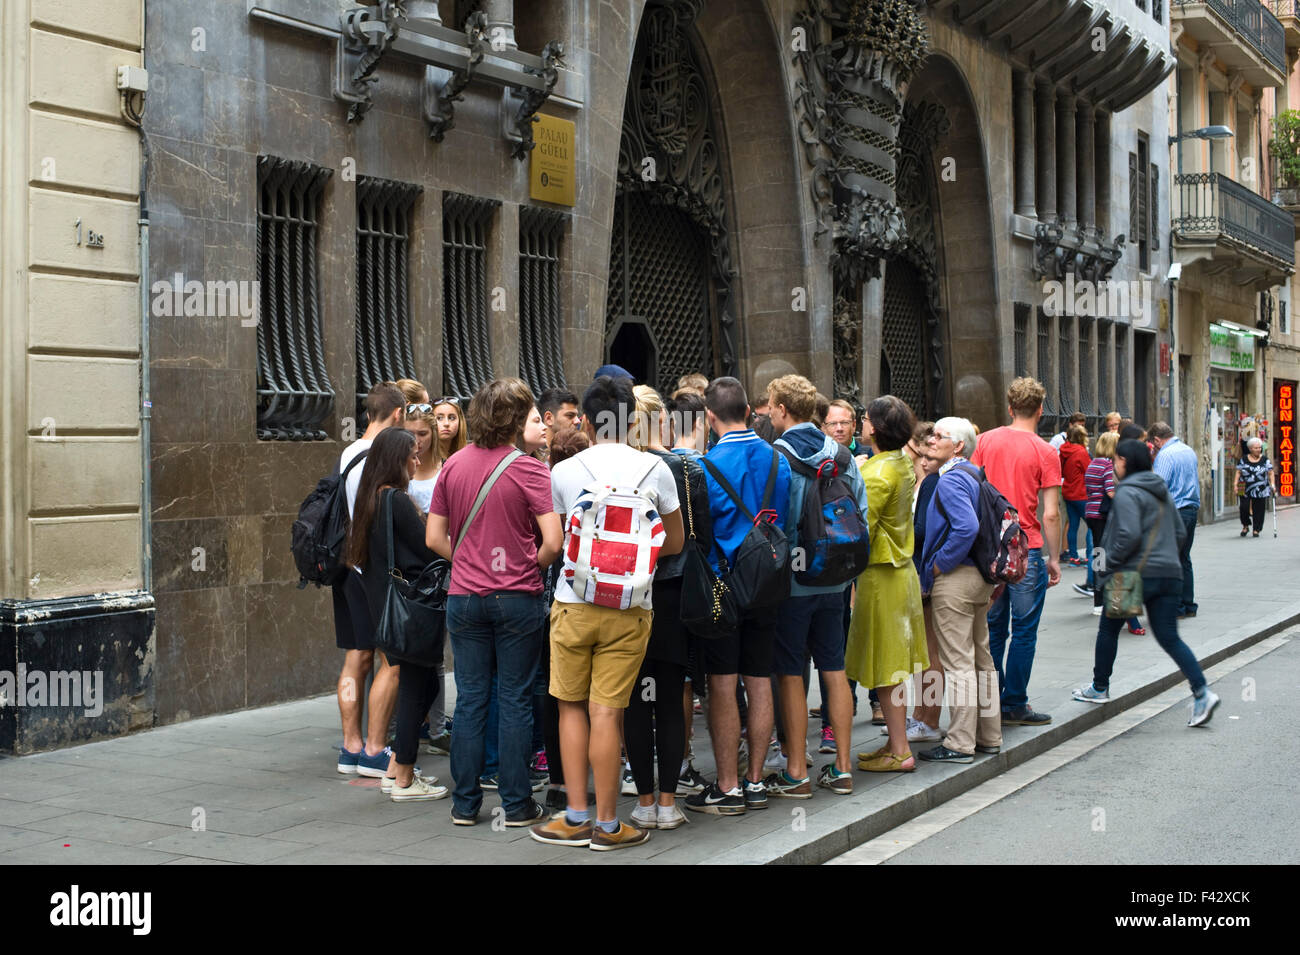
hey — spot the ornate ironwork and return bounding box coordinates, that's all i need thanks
[423,12,488,142]
[519,206,567,393]
[256,156,335,440]
[339,0,408,124]
[880,259,930,416]
[508,41,565,160]
[442,192,501,396]
[609,0,736,381]
[1032,218,1126,281]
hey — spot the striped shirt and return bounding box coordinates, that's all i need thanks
[1084,457,1115,520]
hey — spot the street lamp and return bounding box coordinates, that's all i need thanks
[1171,125,1234,176]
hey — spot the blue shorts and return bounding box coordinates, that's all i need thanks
[772,591,847,676]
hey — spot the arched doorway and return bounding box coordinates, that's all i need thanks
[604,0,736,392]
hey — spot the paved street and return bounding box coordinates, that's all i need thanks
[2,508,1297,865]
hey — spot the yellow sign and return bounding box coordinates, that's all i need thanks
[529,113,576,206]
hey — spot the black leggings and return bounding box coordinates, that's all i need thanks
[1239,496,1267,533]
[394,660,441,766]
[624,658,687,796]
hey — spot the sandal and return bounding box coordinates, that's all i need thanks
[857,750,915,773]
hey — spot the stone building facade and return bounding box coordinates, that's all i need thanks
[2,0,1177,748]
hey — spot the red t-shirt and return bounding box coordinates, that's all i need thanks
[970,426,1063,550]
[429,444,554,596]
[1059,442,1091,501]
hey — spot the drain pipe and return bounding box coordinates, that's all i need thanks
[138,134,152,594]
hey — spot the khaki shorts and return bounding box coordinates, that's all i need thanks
[549,601,652,708]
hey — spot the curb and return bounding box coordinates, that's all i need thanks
[705,599,1300,865]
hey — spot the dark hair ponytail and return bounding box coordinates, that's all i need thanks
[348,428,416,569]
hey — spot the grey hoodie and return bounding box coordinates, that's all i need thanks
[1098,470,1188,583]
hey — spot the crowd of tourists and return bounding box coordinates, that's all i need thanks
[317,366,1230,852]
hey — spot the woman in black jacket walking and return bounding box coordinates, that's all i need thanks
[349,427,450,800]
[1072,440,1220,726]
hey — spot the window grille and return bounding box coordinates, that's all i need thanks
[1014,303,1029,377]
[1098,319,1113,414]
[356,176,422,417]
[256,155,334,440]
[1058,313,1074,417]
[442,192,500,397]
[1079,316,1096,425]
[519,206,566,394]
[1037,307,1057,428]
[1116,325,1130,417]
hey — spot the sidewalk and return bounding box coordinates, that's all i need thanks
[2,508,1296,865]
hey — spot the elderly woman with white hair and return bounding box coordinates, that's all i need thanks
[913,417,1002,763]
[1235,437,1275,538]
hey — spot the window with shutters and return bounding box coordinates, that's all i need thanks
[442,193,500,397]
[1282,298,1291,336]
[356,177,422,418]
[1149,161,1159,254]
[519,206,566,394]
[1152,0,1161,24]
[256,155,334,440]
[1014,303,1029,377]
[1135,134,1150,272]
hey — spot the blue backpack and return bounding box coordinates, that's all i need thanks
[777,443,870,586]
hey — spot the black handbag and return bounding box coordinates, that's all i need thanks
[374,489,450,667]
[678,463,738,639]
[700,451,791,611]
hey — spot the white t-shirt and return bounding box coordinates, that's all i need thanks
[1049,431,1067,450]
[408,473,438,515]
[550,443,680,606]
[340,438,372,519]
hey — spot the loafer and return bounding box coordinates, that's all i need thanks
[917,745,973,763]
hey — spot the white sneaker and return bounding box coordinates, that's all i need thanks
[656,803,688,829]
[621,767,638,796]
[763,743,787,772]
[630,803,659,829]
[382,768,436,794]
[390,773,449,802]
[905,717,942,742]
[1091,606,1103,616]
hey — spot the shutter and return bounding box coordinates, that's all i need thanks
[1149,162,1160,251]
[1128,152,1139,241]
[1136,154,1148,245]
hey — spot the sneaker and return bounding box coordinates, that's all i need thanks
[390,774,449,802]
[544,788,567,813]
[530,750,549,774]
[337,746,362,775]
[743,778,769,809]
[974,743,1001,755]
[676,764,708,794]
[621,767,638,796]
[1127,624,1146,636]
[818,726,837,753]
[503,800,546,827]
[905,717,942,742]
[529,768,548,792]
[356,747,392,778]
[529,814,593,847]
[1002,705,1052,726]
[630,803,659,829]
[762,771,812,799]
[1071,582,1092,597]
[656,803,688,830]
[1072,683,1110,704]
[1188,689,1220,727]
[479,773,499,791]
[382,768,436,794]
[763,742,786,773]
[424,731,452,756]
[1091,605,1103,615]
[590,821,650,851]
[685,782,746,815]
[451,809,478,826]
[870,701,886,726]
[917,745,974,764]
[817,764,853,795]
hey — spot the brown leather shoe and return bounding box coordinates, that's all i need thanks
[529,814,592,847]
[870,701,886,726]
[589,821,650,851]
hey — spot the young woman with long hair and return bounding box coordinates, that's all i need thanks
[432,397,468,468]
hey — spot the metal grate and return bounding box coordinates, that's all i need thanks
[256,155,334,440]
[1037,307,1056,422]
[442,192,500,397]
[519,206,567,395]
[1098,320,1113,415]
[1116,324,1130,417]
[1058,313,1074,417]
[356,176,422,418]
[880,258,930,417]
[1014,303,1029,377]
[1079,316,1096,425]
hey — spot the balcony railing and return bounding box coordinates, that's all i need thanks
[1267,0,1298,18]
[1174,172,1296,265]
[1175,0,1287,73]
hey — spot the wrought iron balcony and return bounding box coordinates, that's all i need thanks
[1173,172,1295,276]
[1173,0,1286,86]
[1266,0,1300,47]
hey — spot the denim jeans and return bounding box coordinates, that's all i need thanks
[986,547,1048,711]
[1092,576,1205,693]
[1063,498,1087,559]
[1177,505,1198,613]
[482,677,499,776]
[447,592,544,817]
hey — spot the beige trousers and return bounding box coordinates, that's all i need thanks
[929,564,1000,754]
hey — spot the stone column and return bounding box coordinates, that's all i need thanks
[1076,99,1096,232]
[1014,71,1036,217]
[1095,109,1111,234]
[1056,89,1077,230]
[483,0,516,49]
[1035,79,1057,220]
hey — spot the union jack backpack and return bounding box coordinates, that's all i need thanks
[562,455,666,610]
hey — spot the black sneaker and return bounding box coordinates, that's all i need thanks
[917,745,974,763]
[676,764,708,794]
[684,782,745,816]
[974,743,1001,755]
[503,799,547,827]
[1001,705,1052,726]
[544,788,567,813]
[479,773,499,790]
[1070,583,1092,597]
[529,768,548,792]
[743,779,768,810]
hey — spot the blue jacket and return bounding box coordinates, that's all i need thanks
[775,423,870,597]
[702,430,791,574]
[918,460,981,594]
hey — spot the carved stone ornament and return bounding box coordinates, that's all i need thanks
[423,12,488,142]
[339,0,408,124]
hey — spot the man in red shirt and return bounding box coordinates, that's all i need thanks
[970,377,1062,727]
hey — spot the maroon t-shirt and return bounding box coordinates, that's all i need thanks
[430,444,554,596]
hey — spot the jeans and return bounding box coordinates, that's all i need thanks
[1177,505,1198,613]
[986,547,1048,711]
[1092,576,1205,694]
[483,677,499,776]
[1063,498,1087,559]
[447,592,544,817]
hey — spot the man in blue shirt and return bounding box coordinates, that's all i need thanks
[685,377,791,817]
[1150,422,1200,617]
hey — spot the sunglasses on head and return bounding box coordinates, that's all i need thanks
[406,403,433,415]
[432,397,461,407]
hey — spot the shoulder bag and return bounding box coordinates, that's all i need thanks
[374,489,451,667]
[678,463,738,639]
[1102,499,1163,620]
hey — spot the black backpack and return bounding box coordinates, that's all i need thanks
[934,462,1029,587]
[700,451,790,611]
[290,449,369,589]
[777,442,869,586]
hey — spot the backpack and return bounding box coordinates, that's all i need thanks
[700,451,790,611]
[562,455,667,610]
[777,442,869,586]
[937,461,1028,586]
[290,449,369,589]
